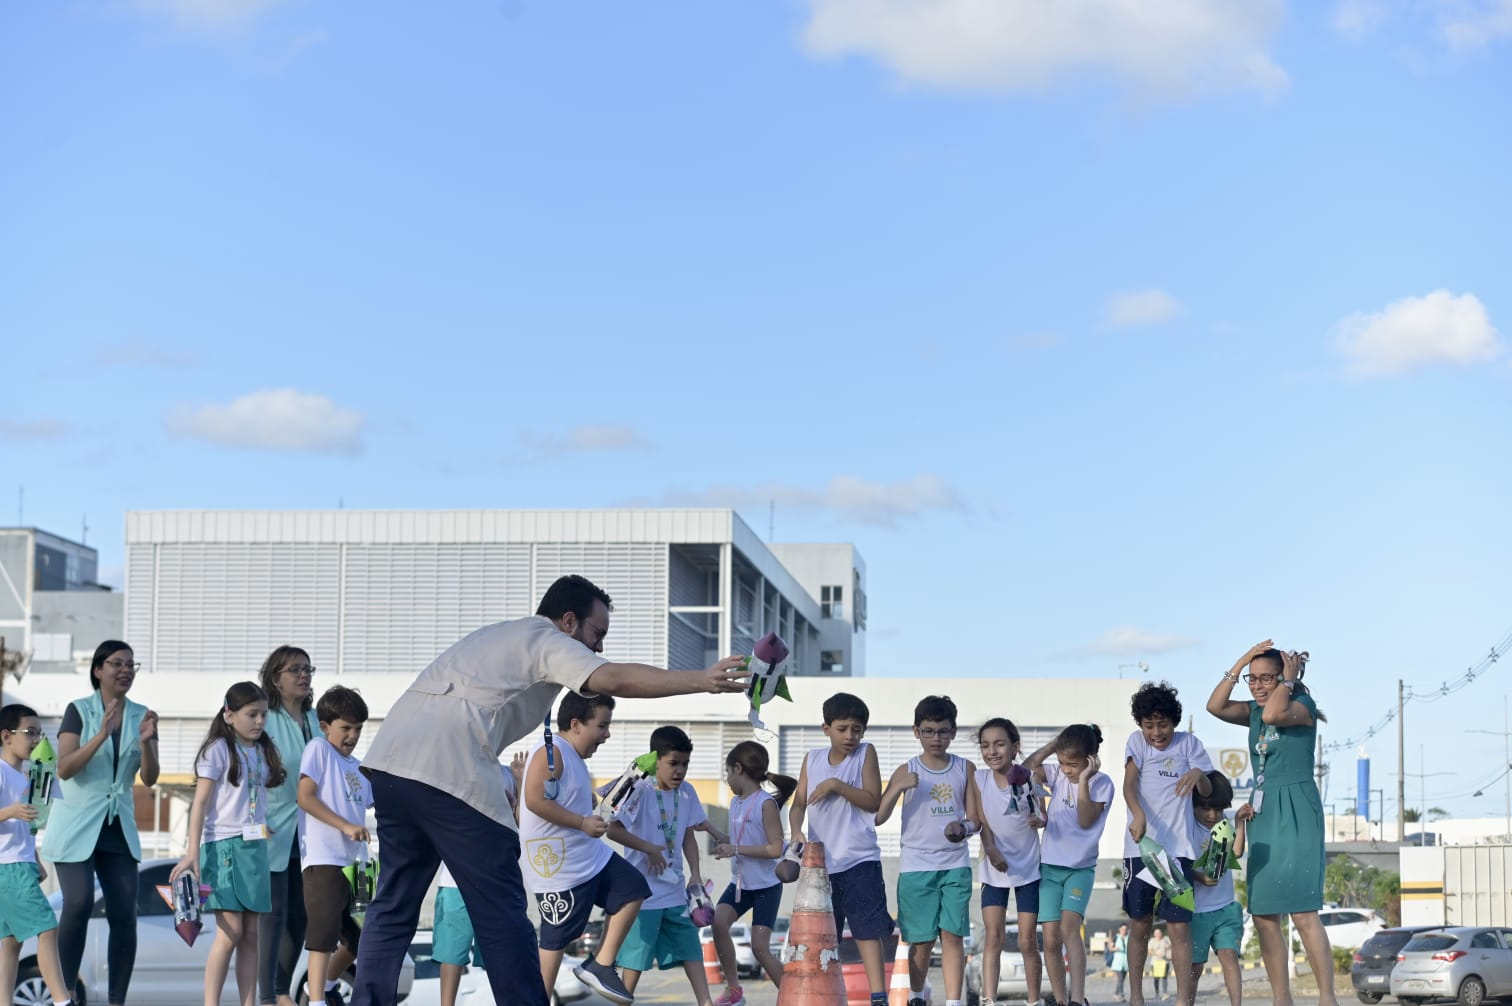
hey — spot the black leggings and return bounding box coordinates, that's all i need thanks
[259,852,309,1004]
[56,852,139,1005]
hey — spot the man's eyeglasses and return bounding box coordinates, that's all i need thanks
[104,659,142,672]
[1244,673,1280,686]
[284,665,317,677]
[917,728,955,739]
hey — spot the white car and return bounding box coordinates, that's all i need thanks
[403,929,589,1006]
[12,859,414,1006]
[1319,908,1386,950]
[700,922,761,978]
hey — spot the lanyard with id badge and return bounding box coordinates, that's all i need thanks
[239,743,269,842]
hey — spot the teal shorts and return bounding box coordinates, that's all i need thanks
[897,867,973,943]
[1037,864,1095,923]
[617,906,702,972]
[1191,901,1244,962]
[432,887,483,967]
[201,836,272,913]
[0,861,57,941]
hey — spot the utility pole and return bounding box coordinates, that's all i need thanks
[1397,679,1405,844]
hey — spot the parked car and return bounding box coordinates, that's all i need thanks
[11,859,413,1006]
[700,922,762,978]
[404,929,589,1006]
[565,917,604,961]
[1320,907,1387,950]
[964,924,1032,1001]
[1391,926,1512,1006]
[1350,927,1441,1004]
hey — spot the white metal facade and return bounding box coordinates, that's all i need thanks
[123,509,849,678]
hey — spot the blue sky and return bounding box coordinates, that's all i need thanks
[4,1,1510,819]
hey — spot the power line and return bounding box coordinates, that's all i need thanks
[1321,628,1512,754]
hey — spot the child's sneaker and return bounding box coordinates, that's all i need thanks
[715,985,746,1006]
[573,960,634,1005]
[323,988,347,1006]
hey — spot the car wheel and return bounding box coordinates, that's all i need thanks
[1457,976,1488,1006]
[1355,992,1382,1004]
[12,970,51,1006]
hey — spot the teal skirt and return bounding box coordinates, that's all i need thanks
[201,836,272,913]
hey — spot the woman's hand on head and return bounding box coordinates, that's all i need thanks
[1281,650,1302,681]
[1242,640,1274,664]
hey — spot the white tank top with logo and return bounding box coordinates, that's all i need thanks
[975,766,1042,888]
[803,743,881,874]
[518,740,611,894]
[899,753,971,873]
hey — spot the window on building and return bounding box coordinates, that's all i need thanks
[820,650,844,674]
[820,585,844,620]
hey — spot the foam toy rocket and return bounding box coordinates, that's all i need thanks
[26,736,57,833]
[1005,763,1033,813]
[745,632,792,731]
[1193,818,1241,881]
[595,752,658,822]
[1137,834,1196,913]
[686,879,715,927]
[158,873,211,946]
[775,841,804,884]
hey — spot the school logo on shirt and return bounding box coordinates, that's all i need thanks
[929,783,959,815]
[342,770,365,804]
[537,890,574,926]
[527,838,565,878]
[1158,757,1178,780]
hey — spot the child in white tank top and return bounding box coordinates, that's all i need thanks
[876,695,980,1006]
[788,693,889,1006]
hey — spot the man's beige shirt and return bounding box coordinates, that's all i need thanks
[363,615,606,828]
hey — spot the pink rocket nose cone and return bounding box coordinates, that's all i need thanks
[754,632,789,664]
[1006,764,1032,787]
[177,920,202,946]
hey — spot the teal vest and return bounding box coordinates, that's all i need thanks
[264,705,320,866]
[42,692,146,863]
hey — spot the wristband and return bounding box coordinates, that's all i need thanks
[1221,671,1239,682]
[1282,679,1297,692]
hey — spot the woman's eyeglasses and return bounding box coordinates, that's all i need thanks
[104,659,142,672]
[283,665,317,677]
[1244,673,1280,685]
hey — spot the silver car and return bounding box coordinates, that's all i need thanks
[13,859,414,1006]
[965,923,1030,1001]
[1391,926,1512,1006]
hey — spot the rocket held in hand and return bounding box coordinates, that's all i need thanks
[543,713,559,801]
[1136,834,1196,913]
[745,632,792,730]
[686,879,715,926]
[1193,819,1241,880]
[345,844,378,915]
[595,751,659,821]
[26,736,57,833]
[158,874,211,946]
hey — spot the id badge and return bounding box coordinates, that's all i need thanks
[1251,790,1265,815]
[242,824,268,842]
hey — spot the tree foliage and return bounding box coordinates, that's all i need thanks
[1325,856,1401,925]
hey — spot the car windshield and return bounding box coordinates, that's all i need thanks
[1403,935,1459,952]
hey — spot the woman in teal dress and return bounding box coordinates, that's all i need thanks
[1207,641,1337,1006]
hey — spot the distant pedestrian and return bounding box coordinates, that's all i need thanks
[1111,924,1130,1002]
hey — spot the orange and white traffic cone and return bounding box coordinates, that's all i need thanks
[774,841,847,1006]
[887,933,911,1006]
[703,937,725,989]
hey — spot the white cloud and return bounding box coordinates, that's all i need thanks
[523,425,650,454]
[1330,0,1392,40]
[167,389,365,455]
[800,0,1288,101]
[1332,290,1503,378]
[1059,625,1200,660]
[652,473,965,528]
[132,0,287,31]
[1106,288,1181,327]
[1443,0,1512,47]
[0,419,69,442]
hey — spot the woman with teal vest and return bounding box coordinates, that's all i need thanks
[45,639,160,1006]
[257,645,322,1006]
